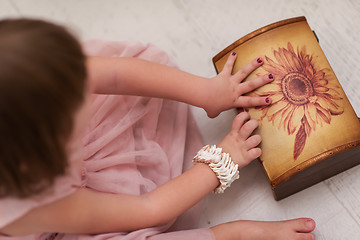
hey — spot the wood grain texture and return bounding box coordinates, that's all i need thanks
[0,0,359,239]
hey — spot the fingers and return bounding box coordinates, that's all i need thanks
[221,52,237,76]
[232,58,274,108]
[233,57,263,81]
[238,73,274,94]
[227,112,263,165]
[247,148,262,159]
[239,119,259,140]
[240,119,262,160]
[236,95,272,107]
[232,112,258,140]
[231,111,250,132]
[245,134,261,150]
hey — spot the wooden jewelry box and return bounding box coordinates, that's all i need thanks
[212,16,360,200]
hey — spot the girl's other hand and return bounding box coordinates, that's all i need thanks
[205,53,274,118]
[217,111,261,169]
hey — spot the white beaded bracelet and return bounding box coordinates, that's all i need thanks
[193,145,239,194]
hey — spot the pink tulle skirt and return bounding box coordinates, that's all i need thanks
[63,40,214,240]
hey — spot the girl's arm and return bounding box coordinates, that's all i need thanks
[87,54,274,118]
[87,56,209,111]
[1,163,218,235]
[1,111,260,236]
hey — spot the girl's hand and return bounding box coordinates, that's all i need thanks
[217,111,261,169]
[204,53,274,118]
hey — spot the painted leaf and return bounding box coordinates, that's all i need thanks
[294,121,307,160]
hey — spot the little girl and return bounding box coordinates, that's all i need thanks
[0,19,316,240]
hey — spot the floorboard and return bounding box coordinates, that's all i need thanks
[1,0,359,239]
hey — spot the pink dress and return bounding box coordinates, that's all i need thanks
[0,40,215,240]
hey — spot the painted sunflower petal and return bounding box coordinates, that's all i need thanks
[262,65,286,78]
[254,82,282,94]
[297,45,307,61]
[252,91,281,99]
[328,102,344,115]
[265,56,286,72]
[303,56,315,79]
[279,47,291,68]
[287,108,298,134]
[304,104,317,130]
[267,100,289,116]
[283,48,299,72]
[302,116,312,136]
[292,54,304,72]
[274,49,288,70]
[287,42,295,53]
[270,94,285,103]
[316,96,332,110]
[315,86,330,93]
[317,94,343,114]
[315,103,331,124]
[280,104,293,132]
[312,71,327,85]
[289,106,305,131]
[326,88,342,98]
[313,79,328,88]
[286,43,302,71]
[325,93,342,101]
[308,95,318,104]
[307,103,318,123]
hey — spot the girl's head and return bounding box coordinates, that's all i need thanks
[0,18,87,198]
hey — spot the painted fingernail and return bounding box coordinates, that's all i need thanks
[257,57,263,63]
[268,73,274,79]
[265,97,271,104]
[232,52,236,56]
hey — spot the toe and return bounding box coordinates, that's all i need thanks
[295,232,315,240]
[289,218,315,233]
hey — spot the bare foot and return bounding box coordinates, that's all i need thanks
[211,218,315,240]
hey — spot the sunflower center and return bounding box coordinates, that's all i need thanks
[281,72,314,105]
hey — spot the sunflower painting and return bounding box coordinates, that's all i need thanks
[213,17,360,199]
[253,42,344,160]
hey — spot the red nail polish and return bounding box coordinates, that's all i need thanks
[257,58,262,63]
[232,52,236,56]
[268,73,274,79]
[265,97,271,104]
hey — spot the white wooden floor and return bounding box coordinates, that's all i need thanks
[1,1,360,239]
